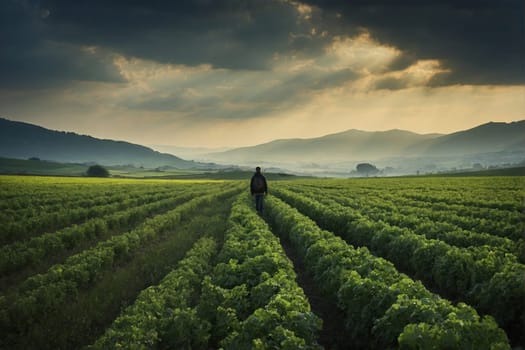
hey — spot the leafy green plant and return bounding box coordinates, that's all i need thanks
[196,195,322,349]
[265,194,511,349]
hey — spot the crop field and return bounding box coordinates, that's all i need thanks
[0,175,523,349]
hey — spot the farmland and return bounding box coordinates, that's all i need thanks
[0,175,523,349]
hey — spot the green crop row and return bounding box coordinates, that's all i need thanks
[272,187,525,342]
[92,193,322,349]
[265,195,511,350]
[295,177,524,216]
[1,187,169,227]
[196,194,321,349]
[0,187,188,245]
[0,185,109,209]
[379,192,522,230]
[362,204,522,250]
[0,179,172,210]
[286,183,523,242]
[0,189,203,277]
[285,184,521,256]
[0,186,241,337]
[92,236,218,349]
[295,177,523,212]
[398,188,523,213]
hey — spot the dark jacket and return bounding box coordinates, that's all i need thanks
[250,173,268,195]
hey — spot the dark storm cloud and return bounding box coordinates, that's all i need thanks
[41,0,301,69]
[0,0,126,88]
[2,0,523,91]
[1,0,328,88]
[301,0,525,85]
[122,62,360,121]
[0,42,126,88]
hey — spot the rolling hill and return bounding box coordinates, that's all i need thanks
[1,117,523,176]
[207,121,525,164]
[209,129,439,162]
[0,117,203,169]
[411,121,525,156]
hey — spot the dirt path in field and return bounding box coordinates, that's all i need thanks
[273,233,353,350]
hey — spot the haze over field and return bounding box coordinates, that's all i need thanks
[1,117,524,177]
[1,0,524,153]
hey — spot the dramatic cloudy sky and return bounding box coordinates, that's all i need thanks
[1,0,524,148]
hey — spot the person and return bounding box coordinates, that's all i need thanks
[250,166,268,214]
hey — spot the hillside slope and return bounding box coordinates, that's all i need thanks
[209,129,440,162]
[208,121,525,163]
[0,118,200,168]
[412,121,525,156]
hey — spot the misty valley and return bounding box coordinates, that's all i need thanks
[1,118,524,178]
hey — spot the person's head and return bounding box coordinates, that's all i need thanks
[255,166,261,173]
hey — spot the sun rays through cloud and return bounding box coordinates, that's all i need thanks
[1,0,523,147]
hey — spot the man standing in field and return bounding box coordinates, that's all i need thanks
[250,166,268,214]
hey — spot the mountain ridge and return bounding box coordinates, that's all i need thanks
[1,117,524,174]
[206,128,442,162]
[203,120,525,167]
[411,120,525,156]
[0,117,202,169]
